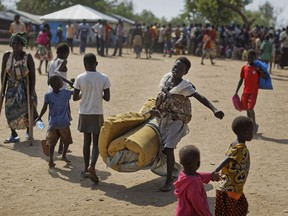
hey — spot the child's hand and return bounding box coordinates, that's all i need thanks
[211,171,221,181]
[214,110,224,119]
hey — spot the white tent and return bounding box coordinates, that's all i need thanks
[40,4,118,23]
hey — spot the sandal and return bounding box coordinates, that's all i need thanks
[4,136,20,143]
[160,183,174,192]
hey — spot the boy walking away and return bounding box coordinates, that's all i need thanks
[234,49,267,134]
[150,57,224,192]
[36,75,73,168]
[73,53,111,184]
[174,145,221,216]
[214,116,254,216]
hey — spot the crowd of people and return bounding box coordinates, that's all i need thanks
[6,14,288,70]
[1,13,284,215]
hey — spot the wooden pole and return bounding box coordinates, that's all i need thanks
[26,77,34,146]
[0,70,7,115]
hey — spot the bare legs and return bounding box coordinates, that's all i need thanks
[38,60,48,74]
[82,132,99,183]
[161,148,175,192]
[247,109,258,133]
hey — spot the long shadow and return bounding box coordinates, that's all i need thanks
[95,178,176,207]
[0,139,112,188]
[94,179,216,208]
[254,133,288,145]
[271,72,288,78]
[1,140,218,209]
[271,77,288,82]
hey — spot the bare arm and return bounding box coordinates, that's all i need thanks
[257,67,268,79]
[103,88,110,102]
[73,88,81,101]
[214,157,234,173]
[235,78,243,95]
[35,102,48,121]
[191,92,224,119]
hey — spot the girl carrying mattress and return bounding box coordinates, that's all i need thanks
[149,57,224,192]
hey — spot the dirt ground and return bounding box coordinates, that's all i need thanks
[0,44,287,216]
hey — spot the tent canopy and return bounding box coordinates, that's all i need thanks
[5,8,42,25]
[40,4,118,23]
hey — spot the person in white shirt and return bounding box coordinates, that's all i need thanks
[73,53,111,184]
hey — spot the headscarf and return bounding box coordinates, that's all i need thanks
[9,32,27,46]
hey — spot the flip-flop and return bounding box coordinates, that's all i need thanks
[160,183,174,192]
[4,136,20,144]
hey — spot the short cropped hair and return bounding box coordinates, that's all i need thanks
[232,116,254,136]
[247,49,256,58]
[176,57,191,73]
[48,75,62,89]
[83,53,97,66]
[179,145,200,169]
[56,43,69,55]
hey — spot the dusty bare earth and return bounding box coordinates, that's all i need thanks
[0,44,287,216]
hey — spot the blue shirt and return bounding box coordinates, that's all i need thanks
[78,23,90,38]
[44,89,73,130]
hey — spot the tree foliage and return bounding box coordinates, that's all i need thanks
[0,0,5,11]
[16,0,115,15]
[185,0,254,27]
[111,0,134,19]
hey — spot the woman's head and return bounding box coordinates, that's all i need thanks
[56,43,70,59]
[179,145,200,172]
[232,116,254,141]
[9,32,27,50]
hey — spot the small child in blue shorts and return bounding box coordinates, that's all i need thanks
[36,75,73,168]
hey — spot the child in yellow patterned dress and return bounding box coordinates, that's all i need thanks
[214,116,254,216]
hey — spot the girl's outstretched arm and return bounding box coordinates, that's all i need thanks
[192,92,224,119]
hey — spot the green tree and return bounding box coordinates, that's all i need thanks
[258,1,276,27]
[185,0,254,27]
[111,0,134,19]
[0,0,5,11]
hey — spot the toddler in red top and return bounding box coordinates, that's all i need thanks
[234,49,267,134]
[174,145,220,216]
